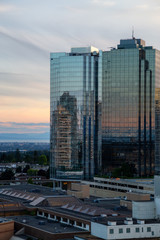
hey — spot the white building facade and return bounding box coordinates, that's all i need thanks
[91,219,160,240]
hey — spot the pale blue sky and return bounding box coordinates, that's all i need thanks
[0,0,160,133]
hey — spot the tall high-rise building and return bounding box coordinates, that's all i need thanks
[50,47,102,180]
[102,38,160,176]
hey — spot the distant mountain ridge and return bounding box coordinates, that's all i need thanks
[0,132,49,141]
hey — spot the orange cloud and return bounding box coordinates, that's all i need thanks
[0,107,49,123]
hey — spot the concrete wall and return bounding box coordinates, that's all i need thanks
[155,197,160,218]
[154,175,160,218]
[126,192,150,201]
[132,201,155,219]
[154,176,160,196]
[0,221,14,240]
[91,222,107,239]
[120,192,151,210]
[89,187,126,198]
[10,237,24,240]
[120,200,132,210]
[91,221,160,240]
[71,183,82,191]
[14,222,88,240]
[67,183,90,198]
[0,210,26,217]
[82,178,154,197]
[67,190,86,198]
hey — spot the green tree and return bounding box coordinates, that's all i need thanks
[38,154,47,165]
[23,164,30,173]
[27,168,37,176]
[112,167,122,178]
[46,167,50,179]
[0,169,14,180]
[112,163,136,178]
[1,153,7,162]
[33,150,38,163]
[28,177,33,184]
[16,166,22,173]
[7,152,15,162]
[38,169,46,176]
[24,153,31,163]
[15,148,21,162]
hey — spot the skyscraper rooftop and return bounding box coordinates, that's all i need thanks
[117,38,146,49]
[71,46,99,54]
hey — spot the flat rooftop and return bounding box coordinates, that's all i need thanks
[0,184,60,196]
[92,216,160,226]
[75,234,103,240]
[92,177,154,186]
[9,215,86,234]
[0,184,131,219]
[40,200,130,223]
[0,184,70,207]
[0,217,13,223]
[83,197,131,216]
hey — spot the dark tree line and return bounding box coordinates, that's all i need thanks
[112,163,137,178]
[0,149,49,164]
[0,166,50,180]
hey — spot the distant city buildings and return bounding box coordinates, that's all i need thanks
[50,38,160,179]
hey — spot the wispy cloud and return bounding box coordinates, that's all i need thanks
[0,0,160,127]
[92,0,115,6]
[0,27,48,58]
[0,4,16,12]
[136,4,149,10]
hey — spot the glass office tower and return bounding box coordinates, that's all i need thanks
[102,38,160,176]
[50,47,102,180]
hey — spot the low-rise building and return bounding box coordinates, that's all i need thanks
[82,177,154,198]
[12,215,88,240]
[0,217,14,240]
[91,218,160,240]
[67,183,90,198]
[120,192,151,210]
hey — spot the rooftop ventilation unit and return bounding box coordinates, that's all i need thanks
[38,220,45,225]
[101,214,107,217]
[112,214,118,217]
[124,220,133,225]
[108,221,117,226]
[137,220,145,224]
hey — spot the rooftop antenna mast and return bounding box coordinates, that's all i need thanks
[132,26,135,39]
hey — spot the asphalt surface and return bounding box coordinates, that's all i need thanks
[9,215,85,233]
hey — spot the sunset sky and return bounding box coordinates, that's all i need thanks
[1,0,160,133]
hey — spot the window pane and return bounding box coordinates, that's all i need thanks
[147,227,151,232]
[110,229,114,234]
[126,228,130,233]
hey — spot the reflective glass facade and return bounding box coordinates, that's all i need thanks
[155,50,160,174]
[50,47,102,179]
[102,39,160,176]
